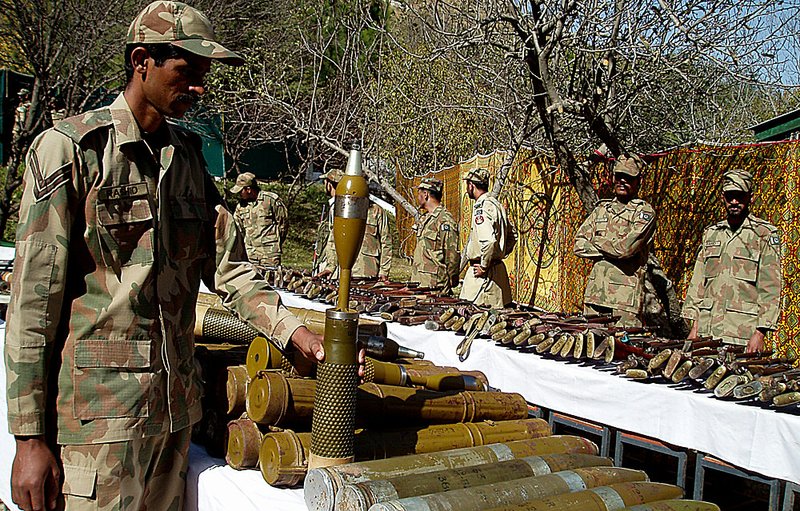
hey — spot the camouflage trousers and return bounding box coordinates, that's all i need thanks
[584,303,642,329]
[60,427,191,511]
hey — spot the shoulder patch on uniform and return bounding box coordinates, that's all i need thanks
[54,109,113,143]
[28,150,72,202]
[441,224,450,231]
[769,235,780,246]
[475,215,484,225]
[639,211,653,221]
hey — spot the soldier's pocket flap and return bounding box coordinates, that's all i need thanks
[698,298,713,311]
[75,339,152,369]
[97,198,153,226]
[726,302,758,316]
[62,464,97,498]
[731,252,759,282]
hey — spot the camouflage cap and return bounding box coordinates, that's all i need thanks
[127,1,244,66]
[230,172,256,193]
[463,167,490,185]
[722,168,753,193]
[418,177,443,194]
[319,168,344,184]
[613,155,644,177]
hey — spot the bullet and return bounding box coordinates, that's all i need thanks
[368,467,649,511]
[304,435,599,511]
[336,454,615,511]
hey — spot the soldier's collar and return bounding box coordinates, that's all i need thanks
[109,94,183,150]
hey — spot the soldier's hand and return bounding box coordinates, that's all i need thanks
[745,330,766,354]
[472,264,487,278]
[358,347,367,381]
[291,326,325,362]
[11,436,61,511]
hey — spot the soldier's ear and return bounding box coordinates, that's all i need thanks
[130,47,150,77]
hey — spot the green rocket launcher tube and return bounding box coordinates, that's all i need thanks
[310,143,369,469]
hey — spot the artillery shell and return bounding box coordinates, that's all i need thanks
[773,391,800,407]
[513,329,533,347]
[592,337,610,360]
[499,329,519,345]
[527,333,547,346]
[439,307,455,323]
[489,321,508,336]
[648,349,672,373]
[585,331,596,356]
[733,380,763,400]
[451,316,466,332]
[759,381,786,402]
[670,360,693,383]
[548,334,568,355]
[559,334,576,358]
[688,358,715,380]
[703,365,728,390]
[246,336,274,379]
[572,332,585,358]
[714,374,750,398]
[443,316,459,330]
[625,369,650,379]
[620,500,721,511]
[535,335,556,354]
[604,336,615,363]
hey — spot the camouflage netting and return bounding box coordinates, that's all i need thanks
[396,140,800,356]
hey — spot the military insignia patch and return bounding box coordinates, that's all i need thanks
[769,235,780,246]
[639,212,652,221]
[441,224,450,231]
[475,215,484,225]
[29,151,72,202]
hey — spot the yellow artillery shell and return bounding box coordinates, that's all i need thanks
[549,334,568,355]
[337,455,616,511]
[304,435,599,511]
[560,334,576,358]
[573,332,585,358]
[451,316,466,332]
[527,333,547,347]
[647,349,672,372]
[604,336,615,364]
[374,481,682,511]
[592,337,609,360]
[671,360,693,383]
[704,365,728,390]
[226,365,249,416]
[500,329,519,345]
[714,374,750,398]
[444,315,460,330]
[535,335,557,354]
[585,331,596,359]
[759,381,787,402]
[513,328,533,347]
[688,358,715,380]
[439,307,456,323]
[625,369,650,379]
[773,391,800,407]
[620,500,721,511]
[489,321,508,336]
[492,328,510,341]
[226,418,263,470]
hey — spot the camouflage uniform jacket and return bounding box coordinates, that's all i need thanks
[12,101,29,138]
[681,214,782,345]
[319,201,392,279]
[574,198,656,315]
[5,94,304,444]
[410,205,459,293]
[233,190,288,266]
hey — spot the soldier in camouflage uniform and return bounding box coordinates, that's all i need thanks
[410,177,459,294]
[12,89,30,140]
[574,156,656,328]
[230,172,289,267]
[4,3,331,511]
[682,168,782,352]
[459,168,514,308]
[314,169,392,280]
